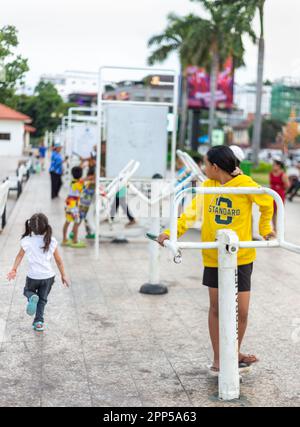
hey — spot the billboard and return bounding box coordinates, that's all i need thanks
[187,57,234,109]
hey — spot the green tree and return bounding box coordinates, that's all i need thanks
[0,25,29,107]
[15,81,65,137]
[148,13,199,148]
[15,82,77,137]
[216,0,266,165]
[191,0,255,146]
[249,118,285,148]
[147,2,254,148]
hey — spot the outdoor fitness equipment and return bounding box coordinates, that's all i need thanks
[0,180,10,231]
[95,65,180,259]
[85,159,140,241]
[176,149,206,182]
[163,186,300,401]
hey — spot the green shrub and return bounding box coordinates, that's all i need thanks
[252,162,272,173]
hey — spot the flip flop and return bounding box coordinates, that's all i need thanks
[207,362,252,377]
[70,241,87,248]
[26,295,39,316]
[239,354,259,365]
[61,240,73,247]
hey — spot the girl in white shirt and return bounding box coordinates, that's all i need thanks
[7,213,70,332]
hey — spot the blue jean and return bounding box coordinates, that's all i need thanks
[24,276,55,323]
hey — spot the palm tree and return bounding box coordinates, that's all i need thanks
[148,2,254,148]
[251,0,266,167]
[148,13,199,149]
[215,0,265,166]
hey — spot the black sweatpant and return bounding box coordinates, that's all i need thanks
[50,172,62,199]
[110,194,134,221]
[24,276,55,324]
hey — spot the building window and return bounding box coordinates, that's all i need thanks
[0,133,10,141]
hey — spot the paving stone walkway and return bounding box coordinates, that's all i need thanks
[0,171,299,407]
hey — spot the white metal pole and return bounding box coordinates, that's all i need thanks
[217,229,240,401]
[95,68,104,259]
[148,214,160,284]
[149,180,162,284]
[171,73,179,182]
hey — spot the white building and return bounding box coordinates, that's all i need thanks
[0,104,35,156]
[234,84,272,118]
[40,70,98,101]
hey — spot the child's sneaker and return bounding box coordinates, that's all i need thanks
[85,233,95,239]
[26,295,39,316]
[33,322,44,332]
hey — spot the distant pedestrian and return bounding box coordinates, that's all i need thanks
[110,186,136,227]
[7,213,70,332]
[287,162,300,202]
[38,142,47,171]
[269,160,289,230]
[49,145,63,199]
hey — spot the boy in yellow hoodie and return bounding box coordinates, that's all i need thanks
[158,146,275,374]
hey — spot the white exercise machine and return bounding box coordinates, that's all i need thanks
[95,65,180,259]
[163,186,300,401]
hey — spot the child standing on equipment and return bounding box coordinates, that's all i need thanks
[62,166,85,247]
[110,186,136,227]
[158,145,275,374]
[7,213,70,332]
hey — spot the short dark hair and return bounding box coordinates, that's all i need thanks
[207,145,238,175]
[274,160,285,170]
[71,166,83,180]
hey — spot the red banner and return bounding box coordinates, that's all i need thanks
[187,57,234,109]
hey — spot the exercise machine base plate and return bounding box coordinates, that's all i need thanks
[139,283,168,295]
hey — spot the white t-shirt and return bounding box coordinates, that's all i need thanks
[21,235,58,280]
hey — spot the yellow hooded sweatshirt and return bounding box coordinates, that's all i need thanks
[165,175,274,267]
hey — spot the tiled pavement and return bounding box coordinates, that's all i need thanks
[0,171,299,407]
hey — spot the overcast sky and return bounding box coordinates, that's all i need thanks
[1,0,300,87]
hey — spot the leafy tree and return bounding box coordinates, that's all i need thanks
[283,109,299,145]
[15,81,66,137]
[0,25,29,107]
[148,2,254,147]
[215,0,266,165]
[15,81,77,137]
[249,118,285,148]
[148,13,200,148]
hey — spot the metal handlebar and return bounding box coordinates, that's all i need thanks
[105,160,140,200]
[163,240,183,264]
[166,186,300,262]
[106,160,136,192]
[176,149,206,182]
